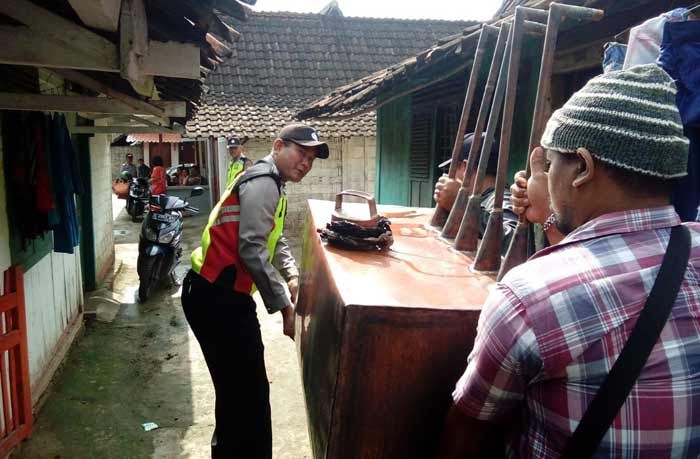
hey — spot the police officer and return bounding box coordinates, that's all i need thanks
[182,124,329,458]
[225,136,253,188]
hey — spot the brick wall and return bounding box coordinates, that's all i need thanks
[237,135,376,258]
[111,145,144,181]
[89,133,115,283]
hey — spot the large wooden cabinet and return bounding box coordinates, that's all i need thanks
[296,200,495,458]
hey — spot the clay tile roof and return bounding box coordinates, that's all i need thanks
[187,11,476,137]
[297,0,684,121]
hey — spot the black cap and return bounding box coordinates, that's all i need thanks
[227,137,242,148]
[438,132,499,175]
[126,153,134,158]
[278,124,329,159]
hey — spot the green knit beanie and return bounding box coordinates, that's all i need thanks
[541,64,689,179]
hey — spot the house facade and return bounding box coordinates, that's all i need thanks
[186,9,476,242]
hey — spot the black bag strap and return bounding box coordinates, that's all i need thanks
[562,224,691,459]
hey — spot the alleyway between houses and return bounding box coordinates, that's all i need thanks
[13,197,312,459]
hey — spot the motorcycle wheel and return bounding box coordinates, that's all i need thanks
[137,255,162,302]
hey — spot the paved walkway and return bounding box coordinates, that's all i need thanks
[13,198,311,459]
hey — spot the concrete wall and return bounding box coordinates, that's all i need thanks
[90,133,116,283]
[111,145,143,181]
[232,135,376,256]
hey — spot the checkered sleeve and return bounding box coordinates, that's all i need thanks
[452,283,542,423]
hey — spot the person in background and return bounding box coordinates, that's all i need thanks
[434,132,517,243]
[177,166,189,186]
[226,137,253,188]
[137,158,151,180]
[150,156,167,195]
[187,165,202,186]
[119,153,137,180]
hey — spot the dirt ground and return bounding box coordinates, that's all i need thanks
[12,196,312,459]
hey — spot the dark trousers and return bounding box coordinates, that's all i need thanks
[182,270,272,459]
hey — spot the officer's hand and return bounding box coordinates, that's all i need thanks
[281,305,295,341]
[287,277,299,304]
[433,176,461,211]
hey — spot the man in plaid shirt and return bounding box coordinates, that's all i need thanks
[437,65,700,458]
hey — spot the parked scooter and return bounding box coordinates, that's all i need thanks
[126,177,150,222]
[137,187,203,302]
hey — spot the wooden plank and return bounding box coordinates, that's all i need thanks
[51,69,165,118]
[0,0,117,66]
[0,27,118,73]
[142,41,201,80]
[71,125,182,134]
[120,0,148,84]
[0,296,16,316]
[0,94,186,117]
[67,0,121,32]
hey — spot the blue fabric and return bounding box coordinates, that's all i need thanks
[658,19,700,222]
[658,20,700,126]
[49,114,83,253]
[602,42,627,73]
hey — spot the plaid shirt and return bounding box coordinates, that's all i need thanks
[453,206,700,458]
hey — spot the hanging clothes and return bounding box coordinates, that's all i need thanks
[48,114,83,254]
[658,19,700,222]
[623,8,687,69]
[602,42,627,73]
[1,111,55,247]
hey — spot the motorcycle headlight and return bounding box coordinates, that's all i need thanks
[158,230,176,244]
[144,225,158,242]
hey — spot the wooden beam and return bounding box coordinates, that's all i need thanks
[50,68,166,117]
[71,126,182,134]
[67,0,121,32]
[0,26,118,73]
[0,93,186,117]
[142,41,200,79]
[554,42,605,75]
[0,1,200,81]
[120,0,149,84]
[0,0,118,67]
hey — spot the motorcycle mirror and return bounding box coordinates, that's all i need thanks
[190,187,205,198]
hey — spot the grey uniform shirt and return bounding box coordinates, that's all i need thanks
[238,155,299,313]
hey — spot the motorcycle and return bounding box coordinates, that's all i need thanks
[136,187,204,302]
[126,177,150,222]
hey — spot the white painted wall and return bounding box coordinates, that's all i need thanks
[24,250,82,388]
[89,133,115,283]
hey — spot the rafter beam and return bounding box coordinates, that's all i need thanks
[67,0,121,32]
[50,68,165,117]
[0,93,186,117]
[0,0,200,80]
[71,126,183,134]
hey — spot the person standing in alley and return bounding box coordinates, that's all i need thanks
[182,124,329,458]
[225,136,253,188]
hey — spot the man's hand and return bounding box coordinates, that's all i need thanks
[510,147,551,225]
[434,175,462,211]
[287,276,299,304]
[281,305,295,341]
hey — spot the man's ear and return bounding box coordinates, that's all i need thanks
[272,138,283,155]
[572,147,595,188]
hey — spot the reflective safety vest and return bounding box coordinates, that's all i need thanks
[191,163,287,294]
[226,156,248,189]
